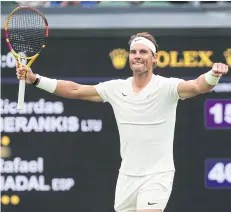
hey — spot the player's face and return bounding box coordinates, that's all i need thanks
[129,43,156,75]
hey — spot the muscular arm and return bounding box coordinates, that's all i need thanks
[177,63,229,99]
[54,80,103,102]
[15,65,103,102]
[177,74,214,99]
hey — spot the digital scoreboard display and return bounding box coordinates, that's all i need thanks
[205,159,231,188]
[205,99,231,129]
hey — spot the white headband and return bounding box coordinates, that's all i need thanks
[130,37,156,54]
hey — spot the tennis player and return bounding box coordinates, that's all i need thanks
[16,32,228,212]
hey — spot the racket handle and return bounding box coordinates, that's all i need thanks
[17,79,25,110]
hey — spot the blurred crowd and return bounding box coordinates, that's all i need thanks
[2,1,231,8]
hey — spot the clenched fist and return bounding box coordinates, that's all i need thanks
[16,64,36,84]
[211,63,229,77]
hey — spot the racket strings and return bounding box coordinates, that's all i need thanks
[8,8,46,56]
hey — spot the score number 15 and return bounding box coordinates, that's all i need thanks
[205,100,231,129]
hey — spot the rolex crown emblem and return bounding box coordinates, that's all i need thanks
[109,48,129,70]
[224,48,231,67]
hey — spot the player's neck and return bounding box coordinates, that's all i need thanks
[132,72,153,93]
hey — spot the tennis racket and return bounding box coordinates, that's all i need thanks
[5,6,48,110]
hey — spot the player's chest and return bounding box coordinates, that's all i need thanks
[112,91,168,124]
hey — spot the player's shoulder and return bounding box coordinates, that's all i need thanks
[154,75,169,86]
[155,75,172,81]
[155,75,181,85]
[104,77,131,85]
[96,77,130,89]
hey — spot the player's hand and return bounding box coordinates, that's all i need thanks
[212,63,229,77]
[16,64,36,84]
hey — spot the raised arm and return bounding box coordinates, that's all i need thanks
[16,65,103,102]
[177,63,229,99]
[54,81,102,102]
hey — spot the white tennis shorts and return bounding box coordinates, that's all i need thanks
[114,171,174,212]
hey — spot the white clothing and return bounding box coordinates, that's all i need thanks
[114,171,175,212]
[95,74,182,176]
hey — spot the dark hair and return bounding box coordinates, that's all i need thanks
[128,32,159,53]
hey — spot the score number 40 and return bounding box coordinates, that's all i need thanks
[208,162,231,183]
[206,159,231,188]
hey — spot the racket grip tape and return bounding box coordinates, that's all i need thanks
[17,79,26,110]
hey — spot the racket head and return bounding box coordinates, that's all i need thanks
[4,6,48,60]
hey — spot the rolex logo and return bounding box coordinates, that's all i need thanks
[109,48,129,70]
[224,48,231,67]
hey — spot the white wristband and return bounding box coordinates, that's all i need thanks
[205,70,220,86]
[36,76,57,93]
